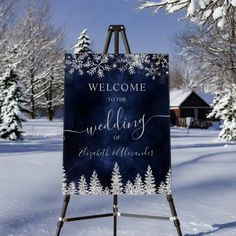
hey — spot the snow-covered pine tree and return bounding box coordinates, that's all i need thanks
[0,67,28,140]
[124,180,135,195]
[89,170,103,194]
[208,86,236,141]
[68,182,78,194]
[111,162,123,194]
[78,175,89,195]
[134,173,144,194]
[144,166,157,194]
[73,29,91,54]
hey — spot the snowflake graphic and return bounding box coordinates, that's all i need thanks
[144,54,169,80]
[65,53,88,75]
[117,54,150,75]
[152,54,168,73]
[86,54,114,78]
[65,54,168,80]
[145,63,162,80]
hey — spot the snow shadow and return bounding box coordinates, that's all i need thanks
[174,151,236,169]
[0,195,113,235]
[175,178,236,193]
[172,142,226,150]
[0,137,62,153]
[185,221,236,236]
[0,209,58,235]
[171,134,215,139]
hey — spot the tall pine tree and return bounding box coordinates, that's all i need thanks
[134,173,144,194]
[89,171,103,194]
[111,162,123,194]
[78,175,89,195]
[73,29,91,54]
[208,87,236,141]
[144,166,157,194]
[0,67,28,140]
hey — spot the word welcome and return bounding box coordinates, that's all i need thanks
[88,83,146,92]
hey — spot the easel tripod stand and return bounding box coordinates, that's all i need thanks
[55,25,183,236]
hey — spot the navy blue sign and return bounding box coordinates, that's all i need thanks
[63,54,171,195]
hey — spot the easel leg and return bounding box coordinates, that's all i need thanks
[113,195,118,236]
[55,195,71,236]
[167,194,182,236]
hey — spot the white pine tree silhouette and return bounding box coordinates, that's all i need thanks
[144,166,157,194]
[157,169,172,195]
[124,180,135,195]
[134,173,144,194]
[104,186,110,195]
[111,162,123,195]
[158,181,166,194]
[89,170,103,194]
[62,167,68,195]
[68,182,78,194]
[78,175,89,194]
[165,169,172,195]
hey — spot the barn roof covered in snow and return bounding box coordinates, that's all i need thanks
[170,89,214,107]
[195,91,214,107]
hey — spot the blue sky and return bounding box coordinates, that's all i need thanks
[50,0,190,55]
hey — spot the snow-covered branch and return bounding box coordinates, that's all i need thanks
[139,0,236,30]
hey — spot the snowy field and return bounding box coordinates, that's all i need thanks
[0,119,236,236]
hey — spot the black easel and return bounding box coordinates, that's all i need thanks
[55,25,182,236]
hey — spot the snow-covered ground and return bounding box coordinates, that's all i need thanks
[0,119,235,236]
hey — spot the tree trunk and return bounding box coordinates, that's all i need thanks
[47,78,54,121]
[47,107,54,121]
[30,74,36,119]
[30,84,36,119]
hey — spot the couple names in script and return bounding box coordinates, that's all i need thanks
[78,146,156,160]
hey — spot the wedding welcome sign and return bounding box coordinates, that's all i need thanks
[63,53,171,195]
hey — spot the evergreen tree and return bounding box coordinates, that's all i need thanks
[124,180,135,195]
[89,171,103,194]
[104,187,110,195]
[73,29,91,54]
[157,170,172,195]
[78,175,89,194]
[144,166,157,194]
[68,182,78,194]
[165,169,172,195]
[157,182,166,194]
[0,67,28,140]
[134,173,144,194]
[62,167,68,195]
[208,87,236,141]
[111,162,123,194]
